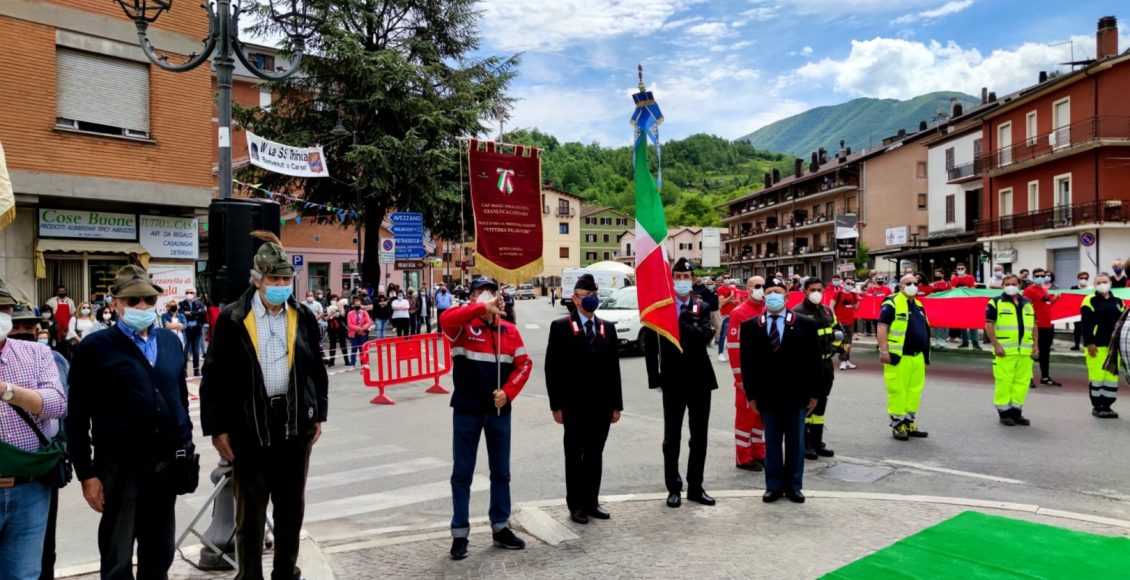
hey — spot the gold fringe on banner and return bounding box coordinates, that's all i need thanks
[0,206,14,230]
[474,252,544,287]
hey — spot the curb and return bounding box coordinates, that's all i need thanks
[850,338,1087,364]
[319,490,1130,555]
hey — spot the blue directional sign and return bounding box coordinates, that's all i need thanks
[393,236,424,247]
[395,246,428,259]
[390,223,424,236]
[389,212,423,224]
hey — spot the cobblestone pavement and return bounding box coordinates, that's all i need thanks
[327,493,1130,579]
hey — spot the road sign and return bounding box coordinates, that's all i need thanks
[291,254,304,268]
[394,260,425,270]
[1080,232,1096,247]
[390,223,424,236]
[389,212,423,224]
[380,238,395,264]
[395,246,428,259]
[393,236,424,246]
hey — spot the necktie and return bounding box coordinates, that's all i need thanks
[769,315,781,352]
[585,320,596,349]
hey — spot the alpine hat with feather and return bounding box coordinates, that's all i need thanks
[250,230,294,277]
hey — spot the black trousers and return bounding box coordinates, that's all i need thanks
[96,460,177,580]
[39,486,58,580]
[562,410,612,512]
[326,327,349,365]
[392,318,410,336]
[1038,327,1054,379]
[661,386,712,495]
[233,409,312,580]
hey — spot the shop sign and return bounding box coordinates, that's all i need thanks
[992,249,1017,263]
[394,260,425,270]
[139,216,198,259]
[39,208,136,240]
[884,226,909,246]
[148,263,196,310]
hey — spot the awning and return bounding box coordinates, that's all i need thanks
[885,241,983,260]
[36,239,151,278]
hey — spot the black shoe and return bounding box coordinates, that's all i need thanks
[906,422,929,438]
[193,369,201,377]
[666,493,682,508]
[570,510,589,525]
[327,362,335,367]
[804,447,819,460]
[1071,346,1081,351]
[687,491,716,506]
[1041,378,1063,387]
[587,505,610,520]
[999,415,1016,426]
[737,460,764,472]
[786,490,806,503]
[492,528,525,550]
[763,490,783,503]
[815,445,835,457]
[1013,414,1031,426]
[450,538,469,560]
[892,423,910,441]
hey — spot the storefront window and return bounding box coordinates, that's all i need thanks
[35,255,127,307]
[308,262,329,294]
[341,261,358,294]
[88,259,126,305]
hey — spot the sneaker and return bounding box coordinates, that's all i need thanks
[450,537,469,560]
[906,422,929,438]
[844,361,857,369]
[1040,378,1063,387]
[839,361,848,370]
[718,353,728,362]
[892,423,910,441]
[492,528,526,550]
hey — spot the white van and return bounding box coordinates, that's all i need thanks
[560,267,631,306]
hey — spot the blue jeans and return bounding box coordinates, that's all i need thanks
[960,328,980,346]
[375,318,389,339]
[450,409,511,537]
[183,328,204,374]
[762,405,807,493]
[0,481,50,580]
[717,316,731,354]
[349,334,367,366]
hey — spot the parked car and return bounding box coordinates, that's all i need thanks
[595,286,643,354]
[515,284,536,300]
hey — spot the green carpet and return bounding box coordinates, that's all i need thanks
[823,511,1130,579]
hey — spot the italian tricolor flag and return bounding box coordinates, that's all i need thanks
[633,137,681,348]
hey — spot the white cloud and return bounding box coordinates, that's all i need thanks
[477,0,700,51]
[782,0,940,16]
[893,0,974,25]
[686,22,731,37]
[801,46,814,56]
[786,32,1130,100]
[506,86,624,146]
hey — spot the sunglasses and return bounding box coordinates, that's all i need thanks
[751,284,764,289]
[125,295,158,307]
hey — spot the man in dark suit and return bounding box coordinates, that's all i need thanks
[545,274,623,525]
[740,278,821,505]
[643,258,718,508]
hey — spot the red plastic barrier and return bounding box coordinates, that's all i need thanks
[361,334,452,405]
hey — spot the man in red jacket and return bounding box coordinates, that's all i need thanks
[726,276,767,471]
[1023,268,1061,386]
[950,264,982,349]
[440,277,533,560]
[830,275,859,369]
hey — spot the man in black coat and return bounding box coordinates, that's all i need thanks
[545,274,623,525]
[643,258,718,508]
[740,278,821,504]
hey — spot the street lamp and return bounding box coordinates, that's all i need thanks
[114,0,324,199]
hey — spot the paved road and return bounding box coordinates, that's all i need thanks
[55,297,1130,571]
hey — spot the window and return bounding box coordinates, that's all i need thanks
[625,243,632,255]
[585,234,597,243]
[559,246,570,259]
[945,147,955,171]
[557,200,571,216]
[1025,111,1037,146]
[998,122,1013,166]
[916,161,927,178]
[259,87,272,110]
[945,194,956,223]
[1027,181,1039,212]
[1053,97,1071,148]
[56,48,150,138]
[313,235,321,243]
[559,222,569,234]
[603,234,610,243]
[826,202,835,217]
[583,217,591,225]
[585,251,597,261]
[1054,173,1072,225]
[999,188,1013,215]
[603,251,611,260]
[442,252,453,262]
[917,193,927,210]
[248,52,275,72]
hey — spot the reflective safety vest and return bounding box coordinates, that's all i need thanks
[989,296,1035,355]
[1081,293,1125,338]
[882,292,929,358]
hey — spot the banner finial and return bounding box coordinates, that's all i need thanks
[637,64,645,91]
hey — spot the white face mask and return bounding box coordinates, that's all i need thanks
[0,312,11,341]
[1096,283,1112,293]
[306,297,315,303]
[1077,280,1089,288]
[751,288,765,301]
[993,271,1003,278]
[80,307,91,315]
[902,284,918,297]
[476,291,495,304]
[1003,285,1020,296]
[807,291,823,304]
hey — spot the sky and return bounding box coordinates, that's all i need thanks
[471,0,1128,147]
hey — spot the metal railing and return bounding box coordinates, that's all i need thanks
[946,159,983,182]
[980,116,1130,173]
[555,207,576,217]
[975,200,1130,237]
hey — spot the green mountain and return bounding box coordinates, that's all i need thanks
[739,91,981,157]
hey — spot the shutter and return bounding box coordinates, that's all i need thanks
[56,48,149,133]
[1052,248,1080,283]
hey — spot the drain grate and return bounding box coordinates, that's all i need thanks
[819,463,893,483]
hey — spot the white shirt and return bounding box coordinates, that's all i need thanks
[391,298,411,319]
[304,299,324,318]
[251,291,290,397]
[67,317,95,341]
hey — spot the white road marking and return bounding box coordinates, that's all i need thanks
[311,444,407,467]
[305,457,449,491]
[305,477,487,523]
[882,459,1026,484]
[524,323,541,330]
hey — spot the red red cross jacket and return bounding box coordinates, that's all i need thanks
[440,302,533,415]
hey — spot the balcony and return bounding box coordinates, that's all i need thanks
[723,179,860,222]
[946,159,983,183]
[975,199,1130,237]
[980,116,1130,176]
[555,207,576,218]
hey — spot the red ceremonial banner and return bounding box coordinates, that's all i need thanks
[468,139,543,285]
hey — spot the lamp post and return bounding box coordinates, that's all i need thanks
[114,0,323,570]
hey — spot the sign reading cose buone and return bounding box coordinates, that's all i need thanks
[38,208,137,240]
[139,216,199,260]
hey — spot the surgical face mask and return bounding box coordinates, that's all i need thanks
[1115,268,1124,275]
[832,280,841,287]
[673,280,693,296]
[264,285,293,306]
[706,283,715,289]
[845,283,855,290]
[1097,283,1112,293]
[1034,276,1047,284]
[993,271,1003,278]
[902,284,918,297]
[1003,285,1020,296]
[306,296,315,303]
[751,288,765,300]
[0,312,11,341]
[122,307,157,331]
[38,338,49,345]
[80,307,91,315]
[103,312,112,321]
[185,292,195,299]
[807,291,823,304]
[581,295,600,312]
[765,293,786,312]
[476,290,496,304]
[1078,279,1089,288]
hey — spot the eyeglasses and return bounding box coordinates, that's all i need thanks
[751,284,764,289]
[125,295,158,307]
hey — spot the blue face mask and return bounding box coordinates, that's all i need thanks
[581,295,600,312]
[122,307,157,331]
[765,293,786,312]
[673,280,693,296]
[264,285,293,306]
[1034,276,1047,284]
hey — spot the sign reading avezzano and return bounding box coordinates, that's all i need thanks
[139,216,199,260]
[38,209,137,240]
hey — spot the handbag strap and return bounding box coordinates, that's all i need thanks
[11,405,51,448]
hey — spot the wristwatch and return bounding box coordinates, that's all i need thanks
[1,382,13,402]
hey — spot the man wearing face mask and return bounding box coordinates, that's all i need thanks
[715,277,743,362]
[1023,267,1061,386]
[726,276,767,472]
[67,266,192,579]
[545,274,622,525]
[831,276,859,369]
[791,278,840,460]
[988,266,1005,290]
[985,274,1038,426]
[1071,273,1092,351]
[1111,261,1128,288]
[878,274,932,441]
[643,258,718,509]
[199,231,328,580]
[950,264,982,350]
[180,287,207,377]
[1082,274,1124,418]
[440,277,532,559]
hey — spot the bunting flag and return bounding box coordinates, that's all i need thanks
[631,74,680,349]
[467,139,544,285]
[233,180,362,223]
[0,141,14,229]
